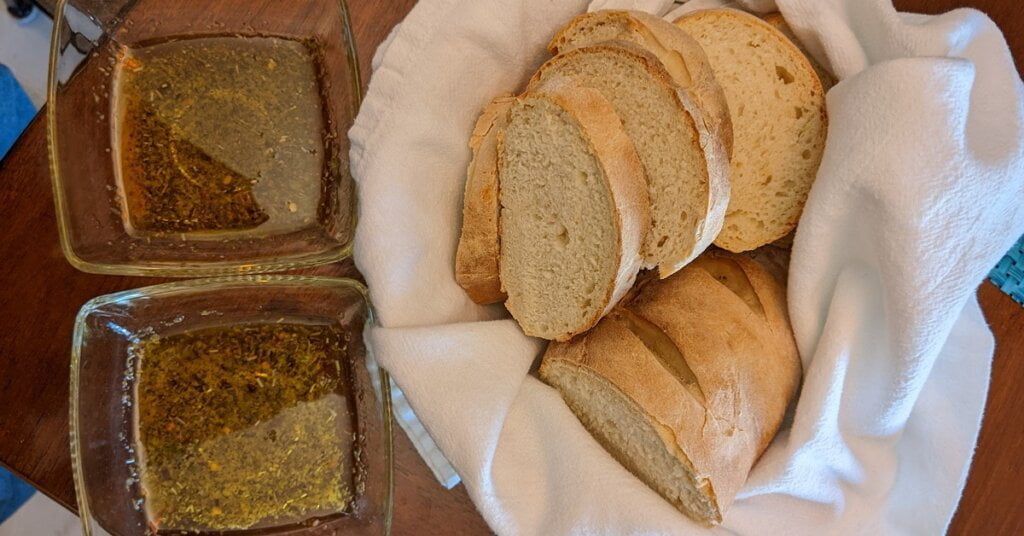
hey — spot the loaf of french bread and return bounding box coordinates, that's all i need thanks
[541,250,802,525]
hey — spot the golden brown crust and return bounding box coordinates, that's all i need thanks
[547,9,734,159]
[529,43,730,278]
[541,250,802,523]
[761,12,837,92]
[455,95,515,304]
[503,78,650,341]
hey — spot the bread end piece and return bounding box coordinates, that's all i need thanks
[541,352,723,526]
[542,250,801,524]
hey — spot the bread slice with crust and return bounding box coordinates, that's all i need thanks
[548,9,733,158]
[675,9,827,253]
[529,43,729,278]
[540,250,801,525]
[455,95,514,305]
[499,76,650,341]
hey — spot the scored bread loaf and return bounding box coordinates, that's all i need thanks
[529,43,729,278]
[455,95,514,305]
[540,250,802,525]
[548,9,733,158]
[674,9,827,253]
[762,12,837,92]
[499,76,650,341]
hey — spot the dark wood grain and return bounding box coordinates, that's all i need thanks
[948,284,1024,535]
[0,1,1021,535]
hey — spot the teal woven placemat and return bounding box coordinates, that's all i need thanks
[991,234,1024,305]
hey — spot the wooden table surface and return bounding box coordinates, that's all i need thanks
[1,1,1022,535]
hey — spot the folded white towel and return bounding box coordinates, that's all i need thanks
[349,0,1024,533]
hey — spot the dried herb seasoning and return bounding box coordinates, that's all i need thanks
[113,36,333,235]
[133,323,357,532]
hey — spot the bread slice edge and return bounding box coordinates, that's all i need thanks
[455,95,515,304]
[529,43,729,278]
[547,9,734,159]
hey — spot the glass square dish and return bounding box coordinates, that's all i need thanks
[47,0,361,276]
[71,276,393,535]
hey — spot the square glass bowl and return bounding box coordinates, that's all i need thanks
[47,0,361,276]
[71,276,393,535]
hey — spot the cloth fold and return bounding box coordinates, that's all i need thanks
[349,0,1024,533]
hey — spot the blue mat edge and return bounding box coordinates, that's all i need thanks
[990,233,1024,306]
[0,63,37,161]
[0,468,34,524]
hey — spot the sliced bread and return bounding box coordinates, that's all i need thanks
[540,250,801,525]
[455,95,514,305]
[529,43,729,278]
[762,12,837,92]
[499,76,650,341]
[675,9,827,253]
[548,9,733,158]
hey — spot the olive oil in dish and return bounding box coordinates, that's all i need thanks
[112,35,335,237]
[132,322,359,532]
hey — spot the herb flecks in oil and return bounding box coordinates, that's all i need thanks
[135,323,356,532]
[114,36,329,235]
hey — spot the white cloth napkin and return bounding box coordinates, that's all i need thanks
[348,0,1024,533]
